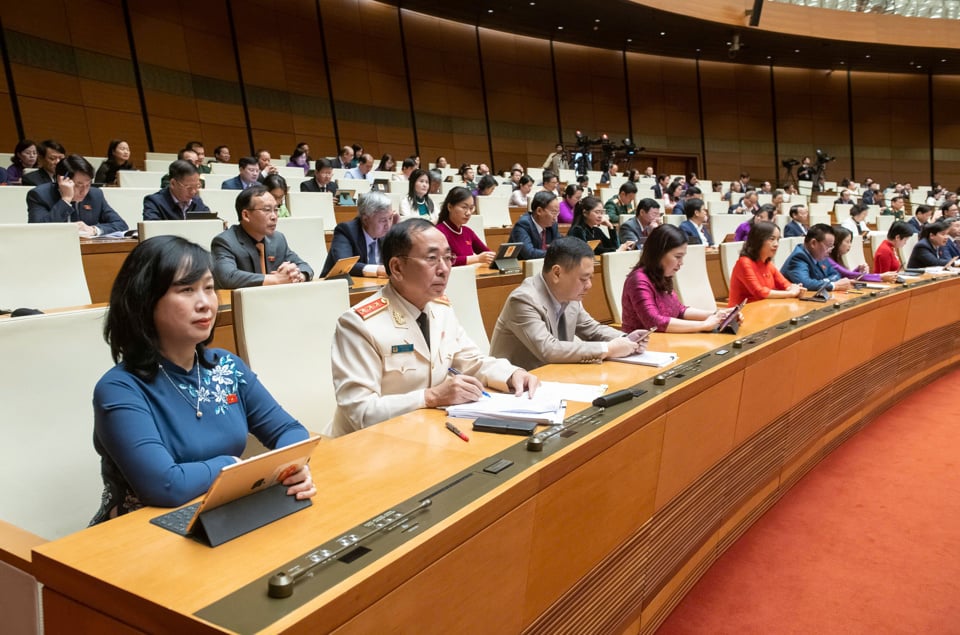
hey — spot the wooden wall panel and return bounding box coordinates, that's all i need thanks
[479,28,558,173]
[321,0,414,159]
[553,43,629,151]
[851,71,929,186]
[932,75,960,189]
[0,58,17,154]
[774,66,851,187]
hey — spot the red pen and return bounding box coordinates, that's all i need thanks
[445,421,469,442]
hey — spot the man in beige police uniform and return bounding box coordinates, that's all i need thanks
[331,218,539,436]
[489,238,648,370]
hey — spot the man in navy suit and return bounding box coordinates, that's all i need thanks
[211,185,313,289]
[679,199,713,246]
[907,205,932,235]
[221,156,261,190]
[300,158,338,194]
[781,224,852,292]
[508,191,560,260]
[143,160,211,221]
[320,191,394,278]
[26,154,128,236]
[783,204,809,238]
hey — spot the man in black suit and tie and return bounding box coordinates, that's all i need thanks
[907,205,932,235]
[320,191,394,278]
[300,158,338,194]
[211,185,313,289]
[508,191,561,260]
[26,154,128,236]
[331,146,354,169]
[619,198,662,246]
[221,157,261,190]
[783,204,809,238]
[678,199,713,246]
[22,139,65,187]
[143,160,211,220]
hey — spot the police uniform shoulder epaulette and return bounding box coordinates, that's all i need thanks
[432,295,452,306]
[354,296,389,320]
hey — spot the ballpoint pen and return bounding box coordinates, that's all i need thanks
[447,367,491,398]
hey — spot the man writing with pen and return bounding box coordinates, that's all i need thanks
[330,219,538,437]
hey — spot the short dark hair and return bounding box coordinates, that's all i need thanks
[401,157,416,170]
[261,173,287,194]
[887,221,913,240]
[619,181,638,195]
[105,236,215,379]
[683,198,705,220]
[382,218,436,278]
[314,157,334,171]
[55,154,95,179]
[544,237,595,271]
[238,156,258,169]
[186,140,203,150]
[177,147,197,160]
[940,200,958,212]
[684,186,701,197]
[38,139,65,157]
[804,223,834,245]
[438,186,472,224]
[636,224,687,295]
[518,175,534,187]
[914,204,932,217]
[741,221,779,262]
[788,204,806,219]
[531,190,557,213]
[214,145,229,156]
[563,183,582,199]
[234,184,269,219]
[920,220,949,240]
[636,198,661,213]
[542,170,558,184]
[168,159,199,180]
[756,203,777,220]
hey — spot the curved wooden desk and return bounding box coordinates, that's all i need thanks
[31,276,960,634]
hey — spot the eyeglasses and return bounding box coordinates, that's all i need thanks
[249,206,279,214]
[399,254,456,268]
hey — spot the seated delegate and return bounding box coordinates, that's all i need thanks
[489,238,645,370]
[435,186,495,266]
[320,191,394,278]
[26,154,128,236]
[829,227,898,283]
[780,224,853,292]
[907,221,955,268]
[143,160,210,221]
[734,204,775,243]
[621,225,736,333]
[567,196,634,254]
[91,236,314,522]
[330,219,537,436]
[398,168,436,221]
[727,221,803,305]
[873,221,912,274]
[508,191,561,260]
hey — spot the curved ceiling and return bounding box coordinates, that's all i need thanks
[379,0,960,74]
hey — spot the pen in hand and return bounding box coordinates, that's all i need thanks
[445,421,469,442]
[447,367,491,398]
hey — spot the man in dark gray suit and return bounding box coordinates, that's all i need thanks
[211,185,313,289]
[22,140,65,187]
[26,154,128,236]
[143,160,211,220]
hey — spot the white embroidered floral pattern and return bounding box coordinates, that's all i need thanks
[180,354,246,415]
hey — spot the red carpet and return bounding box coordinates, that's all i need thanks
[657,368,960,634]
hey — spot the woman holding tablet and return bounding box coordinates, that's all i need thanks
[620,225,736,333]
[91,236,315,523]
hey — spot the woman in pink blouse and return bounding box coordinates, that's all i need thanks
[435,187,495,266]
[558,184,583,224]
[620,225,736,333]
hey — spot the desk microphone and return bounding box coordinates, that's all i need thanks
[592,387,643,409]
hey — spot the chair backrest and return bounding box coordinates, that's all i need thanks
[710,214,744,243]
[674,244,717,311]
[199,189,239,218]
[662,214,683,227]
[601,250,638,324]
[466,213,486,245]
[144,159,173,172]
[900,233,919,264]
[286,191,336,228]
[275,166,307,180]
[138,220,224,249]
[475,196,513,228]
[719,241,744,294]
[0,187,28,224]
[869,231,887,257]
[100,187,155,229]
[523,258,544,278]
[338,179,372,195]
[444,265,490,354]
[118,171,166,189]
[0,224,91,308]
[526,167,543,182]
[809,214,831,227]
[875,215,894,232]
[835,203,852,218]
[774,236,803,269]
[145,151,177,161]
[232,279,350,436]
[208,162,237,175]
[275,217,327,274]
[842,233,867,270]
[0,308,112,539]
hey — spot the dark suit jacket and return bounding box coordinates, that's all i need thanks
[653,183,664,199]
[321,217,379,277]
[331,158,347,169]
[211,224,313,289]
[300,179,338,194]
[619,217,654,245]
[783,220,807,238]
[221,175,255,191]
[142,189,211,221]
[508,213,559,260]
[26,183,128,234]
[781,244,841,290]
[907,238,950,268]
[22,170,56,187]
[679,219,713,246]
[907,217,923,235]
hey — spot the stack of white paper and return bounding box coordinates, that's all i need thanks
[610,350,678,368]
[445,392,566,424]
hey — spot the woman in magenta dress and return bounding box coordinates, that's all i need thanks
[435,186,495,266]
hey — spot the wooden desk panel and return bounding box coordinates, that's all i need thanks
[80,239,137,304]
[30,278,960,635]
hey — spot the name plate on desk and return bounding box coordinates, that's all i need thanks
[492,242,522,274]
